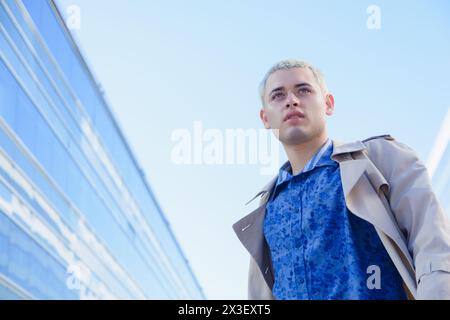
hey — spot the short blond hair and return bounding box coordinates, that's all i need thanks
[259,59,329,107]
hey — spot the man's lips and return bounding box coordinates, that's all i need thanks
[284,111,305,122]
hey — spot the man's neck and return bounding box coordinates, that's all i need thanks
[283,133,329,176]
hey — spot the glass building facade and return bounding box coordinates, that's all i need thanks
[429,107,450,217]
[0,0,205,299]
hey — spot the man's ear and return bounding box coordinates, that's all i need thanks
[325,93,335,116]
[260,108,271,129]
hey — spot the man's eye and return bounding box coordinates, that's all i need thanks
[271,93,284,100]
[299,88,311,94]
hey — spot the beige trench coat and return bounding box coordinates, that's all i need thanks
[232,135,450,300]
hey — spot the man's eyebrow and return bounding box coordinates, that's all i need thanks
[268,86,284,96]
[294,82,313,89]
[268,82,313,96]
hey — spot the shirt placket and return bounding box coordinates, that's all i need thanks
[290,176,309,299]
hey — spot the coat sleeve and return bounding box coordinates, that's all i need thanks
[366,138,450,299]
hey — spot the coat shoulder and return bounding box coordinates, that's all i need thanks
[362,134,395,143]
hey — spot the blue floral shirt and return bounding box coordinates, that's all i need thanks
[263,138,407,300]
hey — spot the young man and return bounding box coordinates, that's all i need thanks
[232,59,450,300]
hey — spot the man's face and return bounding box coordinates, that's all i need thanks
[260,67,334,146]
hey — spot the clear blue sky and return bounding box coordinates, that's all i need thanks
[56,0,450,299]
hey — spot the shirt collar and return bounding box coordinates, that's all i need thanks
[275,138,336,188]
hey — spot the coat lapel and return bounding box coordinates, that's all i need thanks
[333,140,413,264]
[232,203,273,286]
[232,176,277,288]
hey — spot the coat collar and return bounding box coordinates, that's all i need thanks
[244,139,367,206]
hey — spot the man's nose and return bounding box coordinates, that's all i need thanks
[285,92,300,108]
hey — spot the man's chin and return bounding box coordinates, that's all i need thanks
[279,127,309,145]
